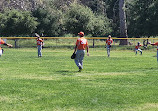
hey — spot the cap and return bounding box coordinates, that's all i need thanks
[78,31,84,37]
[108,35,111,38]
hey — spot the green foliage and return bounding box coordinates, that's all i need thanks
[91,15,112,36]
[0,10,38,36]
[64,3,112,36]
[128,0,158,37]
[80,0,107,15]
[32,8,63,36]
[0,0,158,38]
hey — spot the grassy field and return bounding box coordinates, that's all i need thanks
[0,48,158,111]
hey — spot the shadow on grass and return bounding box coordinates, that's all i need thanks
[56,70,78,76]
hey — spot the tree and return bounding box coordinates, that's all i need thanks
[119,0,128,45]
[80,0,107,15]
[64,3,112,36]
[0,10,38,36]
[128,0,158,37]
[32,7,63,36]
[0,0,44,11]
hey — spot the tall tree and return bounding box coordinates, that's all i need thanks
[119,0,128,45]
[128,0,157,37]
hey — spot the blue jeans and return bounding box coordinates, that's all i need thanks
[38,45,42,57]
[107,45,111,57]
[157,50,158,62]
[0,49,2,56]
[135,48,142,55]
[74,50,85,69]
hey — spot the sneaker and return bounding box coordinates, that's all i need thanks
[78,66,82,72]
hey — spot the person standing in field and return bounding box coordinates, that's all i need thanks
[149,41,158,62]
[73,31,89,72]
[0,38,13,56]
[135,42,142,55]
[105,35,113,57]
[36,33,43,57]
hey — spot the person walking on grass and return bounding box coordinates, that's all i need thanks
[0,38,12,56]
[135,42,142,55]
[105,35,113,57]
[73,31,89,72]
[35,33,43,57]
[149,41,158,62]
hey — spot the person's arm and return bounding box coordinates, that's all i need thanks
[150,43,156,46]
[105,40,107,47]
[74,39,79,53]
[3,43,12,47]
[87,45,89,56]
[149,42,158,46]
[74,45,77,53]
[110,39,113,45]
[86,40,89,56]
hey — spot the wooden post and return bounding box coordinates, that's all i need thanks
[14,39,18,48]
[93,39,95,48]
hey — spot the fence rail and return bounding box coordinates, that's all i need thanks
[1,37,158,49]
[1,37,158,40]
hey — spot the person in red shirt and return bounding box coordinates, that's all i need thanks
[105,35,113,57]
[0,38,13,56]
[73,31,89,72]
[135,42,142,55]
[149,42,158,62]
[36,33,43,57]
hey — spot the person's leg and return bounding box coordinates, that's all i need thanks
[75,50,81,68]
[0,49,2,56]
[107,45,110,57]
[38,45,40,57]
[79,50,85,69]
[157,50,158,62]
[138,49,142,55]
[39,45,42,57]
[38,45,42,57]
[135,49,138,55]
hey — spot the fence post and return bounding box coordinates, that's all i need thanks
[56,39,57,48]
[14,39,18,48]
[93,39,95,48]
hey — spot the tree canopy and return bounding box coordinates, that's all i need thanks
[0,0,157,38]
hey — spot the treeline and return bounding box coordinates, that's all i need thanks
[0,0,157,38]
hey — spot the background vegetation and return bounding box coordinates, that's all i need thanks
[0,0,157,38]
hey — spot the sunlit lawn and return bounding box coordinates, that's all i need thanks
[0,48,158,111]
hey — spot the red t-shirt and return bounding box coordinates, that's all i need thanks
[0,39,5,45]
[37,38,43,45]
[76,37,88,50]
[135,45,142,49]
[106,39,113,45]
[0,39,5,50]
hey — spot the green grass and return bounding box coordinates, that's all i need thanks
[0,48,158,111]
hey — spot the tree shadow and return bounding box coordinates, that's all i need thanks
[56,70,78,76]
[152,55,157,57]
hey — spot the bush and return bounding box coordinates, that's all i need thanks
[32,8,63,37]
[0,9,38,36]
[64,3,112,36]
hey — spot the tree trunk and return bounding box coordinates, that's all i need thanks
[119,0,128,45]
